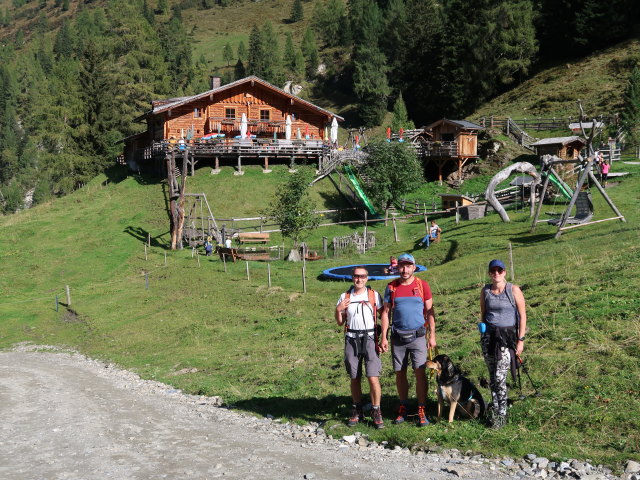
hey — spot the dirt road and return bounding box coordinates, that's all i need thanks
[0,347,525,479]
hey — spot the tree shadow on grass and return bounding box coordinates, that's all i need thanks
[123,226,168,248]
[510,233,556,244]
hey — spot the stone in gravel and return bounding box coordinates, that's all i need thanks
[536,458,550,469]
[526,454,538,462]
[627,461,640,474]
[342,435,356,444]
[501,458,514,467]
[303,474,315,479]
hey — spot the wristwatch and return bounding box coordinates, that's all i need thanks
[518,336,526,341]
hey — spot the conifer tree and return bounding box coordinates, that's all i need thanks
[290,0,303,23]
[390,93,415,131]
[301,27,319,77]
[247,24,266,78]
[237,40,247,61]
[53,21,75,59]
[260,21,284,85]
[223,42,234,66]
[283,31,296,72]
[621,66,640,146]
[234,58,246,79]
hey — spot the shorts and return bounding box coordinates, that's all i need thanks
[344,336,382,379]
[391,335,427,371]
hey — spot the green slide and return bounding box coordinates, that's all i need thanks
[343,165,377,216]
[545,171,573,200]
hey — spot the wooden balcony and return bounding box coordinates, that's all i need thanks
[147,138,329,159]
[420,141,459,157]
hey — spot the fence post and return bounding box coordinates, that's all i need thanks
[363,210,368,253]
[164,252,167,266]
[55,295,59,312]
[145,273,149,289]
[424,214,429,234]
[246,261,250,281]
[144,244,148,261]
[455,201,460,225]
[322,236,327,256]
[508,242,515,282]
[393,218,398,242]
[268,263,272,288]
[302,265,307,293]
[147,233,151,247]
[65,285,71,306]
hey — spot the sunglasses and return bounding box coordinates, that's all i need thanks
[352,274,368,279]
[489,268,505,274]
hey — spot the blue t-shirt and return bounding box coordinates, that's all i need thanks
[384,278,432,331]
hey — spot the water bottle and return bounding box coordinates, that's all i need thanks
[478,322,487,334]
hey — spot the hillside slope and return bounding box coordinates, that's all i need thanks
[473,38,640,120]
[1,162,639,468]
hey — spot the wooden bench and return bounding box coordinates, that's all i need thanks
[216,247,240,262]
[238,232,270,244]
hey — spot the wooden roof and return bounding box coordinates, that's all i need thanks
[531,136,586,147]
[424,118,484,131]
[136,76,344,122]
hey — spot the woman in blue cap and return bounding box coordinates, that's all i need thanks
[479,259,527,429]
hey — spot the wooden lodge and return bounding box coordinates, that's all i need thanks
[530,136,586,160]
[120,75,344,175]
[413,119,483,182]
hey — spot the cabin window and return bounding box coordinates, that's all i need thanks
[194,108,202,118]
[260,109,270,121]
[225,108,236,120]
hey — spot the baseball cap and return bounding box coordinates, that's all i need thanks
[397,253,415,265]
[488,259,506,270]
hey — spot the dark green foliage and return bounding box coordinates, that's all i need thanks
[390,93,414,131]
[234,58,246,79]
[283,32,296,72]
[621,66,640,145]
[289,0,303,22]
[247,24,266,78]
[263,168,319,245]
[260,21,284,86]
[53,21,75,59]
[313,0,349,47]
[237,40,247,62]
[360,141,423,213]
[301,27,319,78]
[223,42,234,66]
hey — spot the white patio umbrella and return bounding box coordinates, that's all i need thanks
[285,115,292,140]
[330,117,338,143]
[240,113,248,139]
[297,127,302,140]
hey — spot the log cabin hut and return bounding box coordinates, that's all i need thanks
[418,119,483,182]
[121,75,344,175]
[531,136,586,160]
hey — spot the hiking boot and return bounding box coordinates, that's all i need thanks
[416,405,430,427]
[347,404,364,427]
[393,404,408,424]
[371,407,385,429]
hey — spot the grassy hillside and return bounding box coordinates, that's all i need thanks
[1,160,639,470]
[473,38,640,120]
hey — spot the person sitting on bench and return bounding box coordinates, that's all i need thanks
[419,220,441,247]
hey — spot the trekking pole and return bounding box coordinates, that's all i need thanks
[517,354,540,397]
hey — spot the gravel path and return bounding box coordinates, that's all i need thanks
[0,345,623,480]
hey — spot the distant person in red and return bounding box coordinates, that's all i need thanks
[601,161,610,187]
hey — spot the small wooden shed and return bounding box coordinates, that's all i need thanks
[438,193,475,210]
[531,136,586,160]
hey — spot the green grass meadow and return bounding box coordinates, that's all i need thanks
[1,160,639,470]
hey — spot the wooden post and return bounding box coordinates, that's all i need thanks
[191,247,195,258]
[145,273,149,289]
[223,254,227,273]
[455,201,460,224]
[508,242,515,282]
[393,217,398,242]
[65,285,71,306]
[424,214,429,234]
[147,233,151,247]
[302,265,307,293]
[55,295,59,312]
[268,263,272,288]
[164,252,167,266]
[196,252,200,267]
[246,261,250,281]
[144,244,148,261]
[363,210,368,253]
[322,236,327,256]
[260,217,264,233]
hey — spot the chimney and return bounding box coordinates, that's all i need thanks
[210,76,221,89]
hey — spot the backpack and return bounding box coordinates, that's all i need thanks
[387,278,428,319]
[344,286,380,347]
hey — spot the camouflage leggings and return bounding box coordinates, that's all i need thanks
[481,335,511,417]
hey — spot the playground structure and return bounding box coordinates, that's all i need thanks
[322,263,427,281]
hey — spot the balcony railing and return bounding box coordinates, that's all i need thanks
[147,138,329,158]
